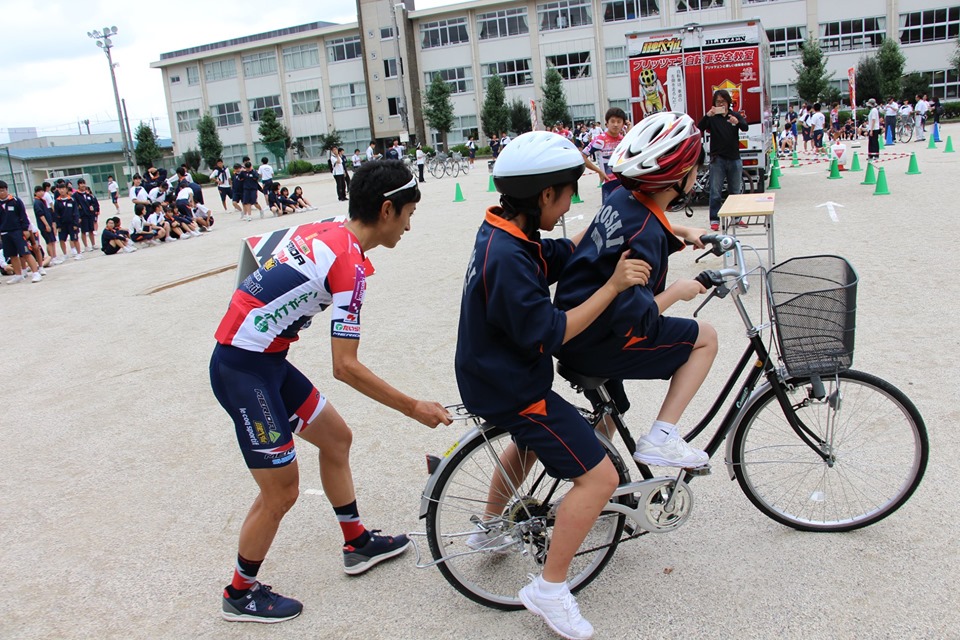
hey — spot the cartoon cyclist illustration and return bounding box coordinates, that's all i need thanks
[638,68,669,116]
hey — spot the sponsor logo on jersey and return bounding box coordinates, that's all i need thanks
[263,257,277,271]
[239,408,258,445]
[293,235,310,256]
[285,241,306,265]
[332,321,361,339]
[253,420,267,444]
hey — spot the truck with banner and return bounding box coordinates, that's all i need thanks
[626,19,773,191]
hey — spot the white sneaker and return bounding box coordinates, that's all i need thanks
[166,236,177,242]
[31,272,42,282]
[633,429,708,468]
[191,230,202,237]
[180,233,191,239]
[52,257,64,265]
[74,253,83,260]
[123,245,136,253]
[6,275,24,284]
[519,577,594,640]
[466,525,515,555]
[38,267,47,275]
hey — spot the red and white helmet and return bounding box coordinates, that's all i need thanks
[609,112,702,193]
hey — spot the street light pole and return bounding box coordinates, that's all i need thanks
[392,3,410,136]
[88,27,134,178]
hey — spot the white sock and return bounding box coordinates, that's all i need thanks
[536,575,568,596]
[646,420,676,444]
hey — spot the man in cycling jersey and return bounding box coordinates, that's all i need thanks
[211,159,451,624]
[582,107,628,182]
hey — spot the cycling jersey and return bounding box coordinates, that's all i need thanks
[583,131,624,175]
[215,222,373,353]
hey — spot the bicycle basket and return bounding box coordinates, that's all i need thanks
[766,255,858,377]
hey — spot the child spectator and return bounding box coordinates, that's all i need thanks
[332,149,347,201]
[129,175,152,209]
[351,149,362,170]
[107,175,120,213]
[292,186,315,210]
[54,181,83,260]
[160,203,190,240]
[279,187,301,212]
[268,183,294,216]
[211,159,237,213]
[130,203,161,245]
[778,127,795,156]
[1,181,44,283]
[258,157,275,198]
[240,161,261,221]
[101,217,136,254]
[146,202,176,242]
[415,144,426,183]
[33,185,62,265]
[810,103,826,154]
[192,203,214,232]
[74,178,99,251]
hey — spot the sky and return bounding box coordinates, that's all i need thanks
[0,0,456,144]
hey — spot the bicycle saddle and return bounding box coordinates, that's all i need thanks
[556,363,608,391]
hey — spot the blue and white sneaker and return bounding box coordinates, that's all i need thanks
[343,530,412,575]
[221,582,303,623]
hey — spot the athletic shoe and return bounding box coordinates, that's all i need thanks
[342,530,411,575]
[123,245,136,253]
[710,222,720,231]
[633,429,708,468]
[166,236,177,242]
[6,275,24,284]
[519,576,594,640]
[736,218,748,228]
[191,230,202,237]
[74,253,83,260]
[466,525,516,555]
[31,272,42,283]
[221,582,302,624]
[51,257,64,265]
[38,267,47,275]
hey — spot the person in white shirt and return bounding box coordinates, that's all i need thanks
[500,132,511,147]
[866,98,881,160]
[899,100,913,120]
[107,176,120,213]
[884,98,899,143]
[466,136,476,165]
[332,149,347,201]
[415,143,426,182]
[366,141,381,162]
[809,102,826,154]
[145,202,176,242]
[129,174,151,208]
[914,94,929,141]
[129,203,164,245]
[211,159,239,212]
[351,149,362,169]
[148,182,167,205]
[258,158,275,199]
[778,128,795,155]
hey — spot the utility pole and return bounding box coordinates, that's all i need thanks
[88,26,133,178]
[392,3,410,137]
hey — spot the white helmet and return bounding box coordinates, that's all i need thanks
[609,112,702,192]
[493,131,585,199]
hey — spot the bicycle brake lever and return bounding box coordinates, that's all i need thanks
[695,249,713,264]
[693,288,719,317]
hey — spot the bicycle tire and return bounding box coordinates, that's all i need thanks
[731,369,927,532]
[445,160,460,178]
[898,124,913,143]
[425,425,627,610]
[460,160,471,175]
[430,161,445,180]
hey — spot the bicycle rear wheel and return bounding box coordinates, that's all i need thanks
[898,123,913,143]
[445,160,460,178]
[731,370,927,532]
[430,161,445,180]
[460,160,471,175]
[425,425,627,610]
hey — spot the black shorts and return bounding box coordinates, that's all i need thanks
[102,243,121,255]
[38,220,56,244]
[131,232,156,242]
[110,192,118,204]
[57,222,78,242]
[1,232,29,259]
[242,189,259,205]
[218,186,232,201]
[80,216,95,234]
[814,130,824,147]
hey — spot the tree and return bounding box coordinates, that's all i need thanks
[855,54,882,106]
[509,98,532,135]
[133,122,162,170]
[541,68,571,127]
[257,108,291,168]
[821,86,844,106]
[196,114,223,169]
[901,72,930,101]
[319,131,343,156]
[422,73,455,152]
[481,74,510,138]
[793,36,834,103]
[182,148,201,172]
[876,38,906,100]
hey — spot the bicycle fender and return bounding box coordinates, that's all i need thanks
[723,380,776,481]
[418,422,492,519]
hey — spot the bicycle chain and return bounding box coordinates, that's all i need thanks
[573,527,650,558]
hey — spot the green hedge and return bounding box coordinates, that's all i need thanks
[287,159,314,176]
[312,163,331,173]
[190,171,211,185]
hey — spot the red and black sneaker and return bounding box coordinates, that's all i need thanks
[221,582,302,624]
[343,530,412,575]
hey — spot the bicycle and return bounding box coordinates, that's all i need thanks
[413,234,927,610]
[452,151,470,176]
[444,153,461,178]
[428,152,448,180]
[897,115,914,143]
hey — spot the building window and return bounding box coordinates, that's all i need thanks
[388,97,401,117]
[326,35,362,62]
[569,104,596,125]
[338,127,373,155]
[384,58,399,78]
[432,115,478,147]
[331,82,367,110]
[819,17,886,52]
[249,95,283,121]
[767,26,806,58]
[170,75,181,85]
[770,83,798,113]
[538,0,593,31]
[282,43,320,70]
[478,8,530,39]
[922,68,960,99]
[221,143,248,166]
[176,109,201,132]
[381,26,395,40]
[676,0,724,11]
[211,102,243,127]
[900,7,960,45]
[423,67,475,94]
[605,46,627,76]
[602,0,659,22]
[609,98,630,114]
[242,51,278,78]
[483,59,533,88]
[290,89,321,115]
[204,59,237,82]
[186,66,199,85]
[546,52,591,80]
[420,18,469,49]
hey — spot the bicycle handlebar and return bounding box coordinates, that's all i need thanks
[692,234,751,317]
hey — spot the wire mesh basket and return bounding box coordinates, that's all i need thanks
[766,255,858,377]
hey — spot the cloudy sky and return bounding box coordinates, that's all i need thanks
[0,0,455,143]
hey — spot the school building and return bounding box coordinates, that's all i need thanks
[150,0,959,162]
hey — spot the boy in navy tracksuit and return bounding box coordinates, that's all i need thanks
[0,181,44,283]
[33,185,62,265]
[73,179,99,251]
[54,182,83,260]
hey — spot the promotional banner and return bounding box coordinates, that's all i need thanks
[848,67,857,109]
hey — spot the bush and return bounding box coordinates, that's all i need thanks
[477,146,491,157]
[287,159,314,176]
[312,163,331,173]
[942,100,960,120]
[420,145,435,156]
[190,171,210,185]
[449,143,469,155]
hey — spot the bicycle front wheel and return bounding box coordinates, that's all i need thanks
[425,425,627,610]
[460,160,471,175]
[445,160,460,178]
[429,161,444,179]
[731,370,927,532]
[898,124,913,143]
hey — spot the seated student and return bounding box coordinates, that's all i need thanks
[173,185,202,237]
[148,180,168,205]
[101,217,136,254]
[161,204,191,240]
[555,112,716,469]
[279,187,302,212]
[130,203,163,245]
[455,132,650,639]
[146,202,176,242]
[192,203,214,231]
[292,186,315,210]
[777,127,795,156]
[267,183,295,216]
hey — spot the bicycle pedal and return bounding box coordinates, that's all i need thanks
[684,465,711,477]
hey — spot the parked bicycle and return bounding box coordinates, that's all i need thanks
[452,151,470,176]
[413,234,927,610]
[428,152,460,179]
[897,115,914,143]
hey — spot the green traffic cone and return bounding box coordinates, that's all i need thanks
[453,183,465,202]
[571,192,584,204]
[768,168,781,190]
[488,175,496,192]
[849,152,862,172]
[791,150,799,167]
[878,135,885,151]
[945,136,955,153]
[861,162,877,185]
[873,167,890,195]
[906,152,921,175]
[828,158,842,179]
[927,135,937,149]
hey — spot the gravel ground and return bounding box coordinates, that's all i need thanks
[2,126,958,640]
